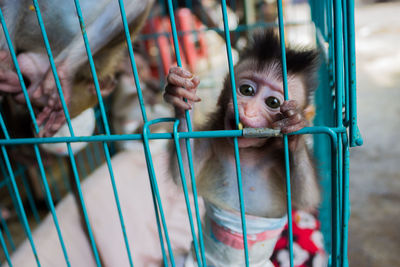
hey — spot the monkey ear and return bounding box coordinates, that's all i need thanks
[303,105,316,122]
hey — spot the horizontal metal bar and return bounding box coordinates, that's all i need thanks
[0,126,346,146]
[243,128,281,138]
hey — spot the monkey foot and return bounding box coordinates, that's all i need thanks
[6,53,72,137]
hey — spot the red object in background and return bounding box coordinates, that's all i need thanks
[142,8,208,79]
[271,210,327,267]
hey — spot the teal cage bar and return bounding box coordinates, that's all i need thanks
[0,0,362,267]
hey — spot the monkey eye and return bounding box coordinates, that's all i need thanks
[265,96,281,109]
[239,84,255,96]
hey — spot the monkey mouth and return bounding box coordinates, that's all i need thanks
[225,115,270,148]
[226,117,253,131]
[226,117,243,131]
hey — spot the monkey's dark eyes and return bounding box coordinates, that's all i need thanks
[239,84,255,96]
[265,97,280,109]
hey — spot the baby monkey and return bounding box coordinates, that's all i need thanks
[164,30,320,266]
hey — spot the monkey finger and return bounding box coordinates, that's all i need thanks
[191,76,200,88]
[169,66,193,78]
[36,106,52,126]
[163,93,192,110]
[50,111,66,134]
[272,113,285,122]
[280,121,306,134]
[0,83,21,93]
[0,71,21,93]
[280,100,298,117]
[165,85,201,102]
[167,72,197,89]
[38,111,58,137]
[0,51,9,62]
[272,113,303,129]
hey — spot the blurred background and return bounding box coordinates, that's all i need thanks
[349,0,400,266]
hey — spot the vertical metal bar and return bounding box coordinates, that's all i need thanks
[172,120,202,265]
[117,0,149,124]
[334,0,345,116]
[341,133,350,267]
[30,1,102,265]
[342,0,350,126]
[117,2,170,265]
[220,1,249,266]
[67,144,102,266]
[277,2,294,267]
[333,1,345,265]
[0,160,23,231]
[0,145,40,266]
[328,0,336,97]
[0,209,15,251]
[331,134,339,267]
[71,1,136,265]
[0,228,12,267]
[19,171,41,223]
[142,120,176,267]
[165,0,207,265]
[347,0,362,147]
[141,159,170,267]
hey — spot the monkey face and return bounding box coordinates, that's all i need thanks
[224,69,306,149]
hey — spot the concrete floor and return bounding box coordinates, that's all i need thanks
[348,2,400,266]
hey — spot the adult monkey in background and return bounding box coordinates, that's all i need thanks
[164,30,320,266]
[0,0,153,137]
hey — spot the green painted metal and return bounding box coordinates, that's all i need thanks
[30,0,102,265]
[0,0,361,266]
[172,120,203,266]
[165,0,206,264]
[277,1,294,266]
[72,0,136,264]
[0,229,12,266]
[0,210,15,251]
[220,0,250,265]
[19,171,41,223]
[142,118,177,267]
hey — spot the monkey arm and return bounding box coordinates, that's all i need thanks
[271,100,320,210]
[168,108,212,187]
[55,0,152,74]
[290,137,320,211]
[164,66,209,186]
[0,0,23,51]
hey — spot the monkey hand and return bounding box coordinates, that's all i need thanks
[164,67,200,117]
[0,50,21,93]
[272,100,307,151]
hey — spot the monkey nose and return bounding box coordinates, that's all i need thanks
[244,107,258,118]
